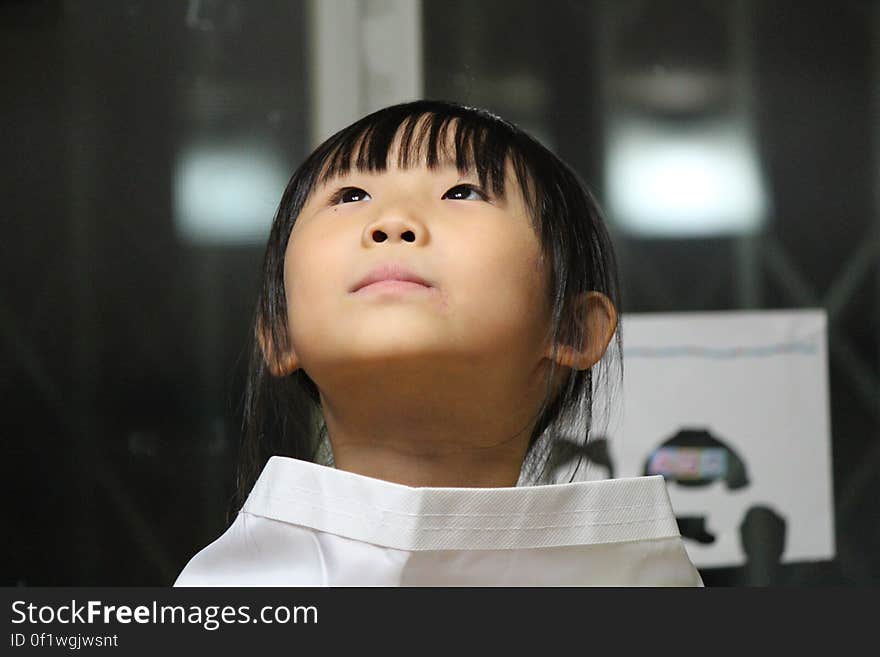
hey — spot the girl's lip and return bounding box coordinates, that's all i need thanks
[350,262,433,292]
[352,279,433,294]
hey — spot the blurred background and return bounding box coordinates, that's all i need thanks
[2,0,877,586]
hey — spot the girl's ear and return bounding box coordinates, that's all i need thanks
[544,291,618,370]
[257,316,300,377]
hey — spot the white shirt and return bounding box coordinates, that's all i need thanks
[174,455,703,586]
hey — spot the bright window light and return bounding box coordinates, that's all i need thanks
[174,137,289,245]
[605,117,767,238]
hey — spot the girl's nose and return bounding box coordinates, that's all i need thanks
[362,214,428,246]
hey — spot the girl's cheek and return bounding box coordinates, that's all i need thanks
[286,236,343,314]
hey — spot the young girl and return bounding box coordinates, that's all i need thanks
[174,100,703,586]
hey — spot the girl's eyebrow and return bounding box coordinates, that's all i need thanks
[311,170,354,197]
[319,169,354,186]
[317,164,477,190]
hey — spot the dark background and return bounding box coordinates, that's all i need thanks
[3,0,878,585]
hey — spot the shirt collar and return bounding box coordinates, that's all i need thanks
[242,455,681,551]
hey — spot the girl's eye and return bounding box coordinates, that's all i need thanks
[329,183,487,205]
[442,183,488,202]
[331,187,371,205]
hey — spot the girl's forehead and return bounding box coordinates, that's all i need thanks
[320,160,472,183]
[308,114,538,210]
[317,117,481,181]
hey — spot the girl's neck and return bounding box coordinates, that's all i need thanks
[316,371,543,488]
[330,442,526,488]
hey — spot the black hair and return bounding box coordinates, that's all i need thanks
[229,99,622,521]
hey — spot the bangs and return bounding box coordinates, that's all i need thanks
[310,104,539,216]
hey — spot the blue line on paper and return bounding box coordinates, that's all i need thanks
[623,342,818,360]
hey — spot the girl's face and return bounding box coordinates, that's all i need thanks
[281,144,554,391]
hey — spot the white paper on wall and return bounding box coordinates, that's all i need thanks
[575,308,835,569]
